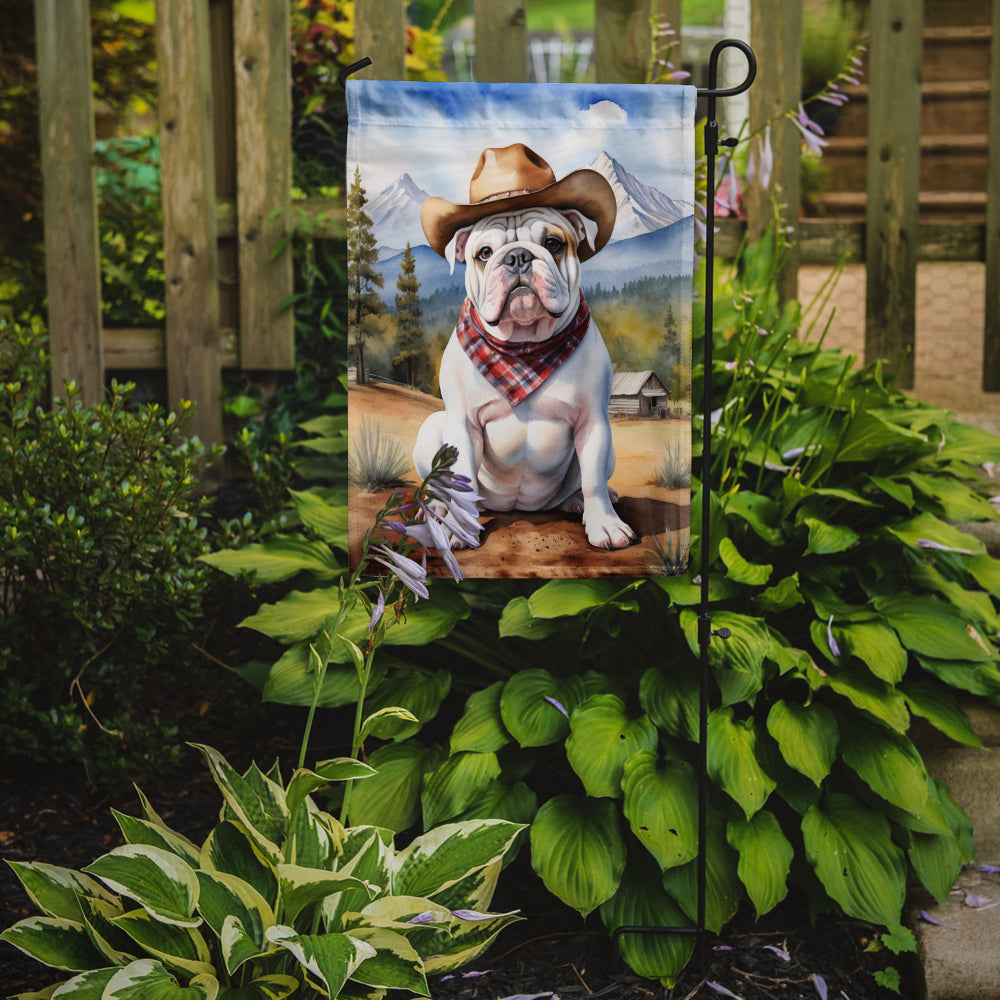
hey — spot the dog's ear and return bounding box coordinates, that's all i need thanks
[561,209,600,254]
[445,225,475,274]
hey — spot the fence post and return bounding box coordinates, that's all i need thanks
[746,0,801,305]
[594,0,652,84]
[864,0,923,389]
[34,0,104,405]
[983,0,1000,391]
[157,0,223,445]
[474,0,527,82]
[233,0,294,369]
[355,0,407,80]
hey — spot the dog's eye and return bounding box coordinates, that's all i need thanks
[475,246,493,263]
[543,235,564,254]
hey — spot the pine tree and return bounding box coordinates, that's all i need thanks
[347,165,384,385]
[392,243,427,388]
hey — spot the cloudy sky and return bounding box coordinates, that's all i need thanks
[347,80,697,206]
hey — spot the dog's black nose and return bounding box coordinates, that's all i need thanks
[503,248,533,274]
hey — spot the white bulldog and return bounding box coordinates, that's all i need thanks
[414,144,637,551]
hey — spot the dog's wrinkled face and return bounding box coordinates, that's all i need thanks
[446,207,598,343]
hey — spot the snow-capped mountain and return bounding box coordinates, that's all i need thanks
[588,151,691,242]
[365,173,430,253]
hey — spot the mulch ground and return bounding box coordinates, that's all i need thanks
[1,748,913,1000]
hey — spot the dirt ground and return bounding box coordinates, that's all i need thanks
[348,381,691,578]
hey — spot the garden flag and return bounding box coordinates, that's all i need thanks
[346,80,695,578]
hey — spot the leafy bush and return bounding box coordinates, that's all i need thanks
[207,233,1000,986]
[1,743,524,997]
[0,317,220,783]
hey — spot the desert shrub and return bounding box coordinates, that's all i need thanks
[0,317,221,783]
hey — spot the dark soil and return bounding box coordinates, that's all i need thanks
[1,751,914,999]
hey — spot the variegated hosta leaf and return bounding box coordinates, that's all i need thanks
[78,894,136,966]
[727,810,793,918]
[421,906,523,975]
[765,700,838,786]
[112,811,201,868]
[195,871,274,974]
[285,760,375,824]
[529,795,626,917]
[288,802,344,870]
[707,707,776,819]
[345,926,429,995]
[566,695,658,799]
[45,966,118,997]
[0,916,107,971]
[621,751,699,871]
[323,829,393,931]
[102,958,218,999]
[599,853,694,987]
[214,975,299,1000]
[838,718,929,817]
[499,670,585,747]
[265,926,376,998]
[110,908,214,978]
[191,745,288,863]
[83,846,200,928]
[347,740,442,833]
[200,822,278,910]
[391,820,524,901]
[424,859,501,916]
[661,810,742,934]
[450,681,511,754]
[802,793,906,926]
[421,751,502,829]
[277,864,376,925]
[4,861,118,922]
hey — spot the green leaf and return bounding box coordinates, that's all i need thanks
[707,707,776,818]
[967,553,1000,597]
[260,643,385,709]
[103,959,218,999]
[727,811,793,917]
[802,793,906,926]
[200,536,342,584]
[498,597,564,639]
[265,926,374,997]
[530,795,626,917]
[718,537,772,585]
[909,826,965,905]
[835,621,908,684]
[809,661,910,732]
[639,664,699,742]
[110,909,214,978]
[621,751,699,870]
[935,421,1000,465]
[906,472,998,521]
[901,680,982,748]
[288,488,348,545]
[835,410,927,463]
[527,579,619,618]
[803,517,859,556]
[499,670,584,747]
[452,779,538,827]
[216,976,299,1000]
[566,695,658,798]
[421,751,502,828]
[362,667,451,740]
[886,512,985,557]
[874,594,995,662]
[450,682,511,754]
[393,820,524,901]
[599,853,694,987]
[660,810,741,933]
[765,700,838,786]
[276,865,373,925]
[346,926,429,994]
[755,573,805,614]
[4,862,118,922]
[916,655,1000,697]
[724,490,784,545]
[839,718,929,816]
[347,740,441,832]
[680,610,770,706]
[83,846,200,928]
[285,760,376,822]
[242,589,345,643]
[0,916,107,972]
[359,706,421,742]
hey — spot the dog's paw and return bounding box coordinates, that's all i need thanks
[584,513,637,550]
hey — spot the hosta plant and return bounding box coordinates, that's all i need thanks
[1,744,523,999]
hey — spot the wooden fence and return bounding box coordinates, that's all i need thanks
[33,0,1000,445]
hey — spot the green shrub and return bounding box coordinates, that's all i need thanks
[0,317,221,783]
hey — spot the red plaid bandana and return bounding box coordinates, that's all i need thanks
[455,292,591,406]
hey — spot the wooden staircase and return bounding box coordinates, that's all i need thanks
[815,0,992,221]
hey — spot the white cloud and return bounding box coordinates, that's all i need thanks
[578,100,628,127]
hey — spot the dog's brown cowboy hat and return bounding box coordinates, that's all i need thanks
[421,143,617,261]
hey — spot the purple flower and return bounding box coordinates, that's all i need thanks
[917,538,973,555]
[827,616,841,658]
[791,104,829,156]
[706,983,742,999]
[407,911,438,925]
[367,590,385,631]
[812,974,828,1000]
[402,514,464,582]
[544,695,569,718]
[370,544,429,600]
[747,125,773,191]
[451,908,520,921]
[763,944,790,961]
